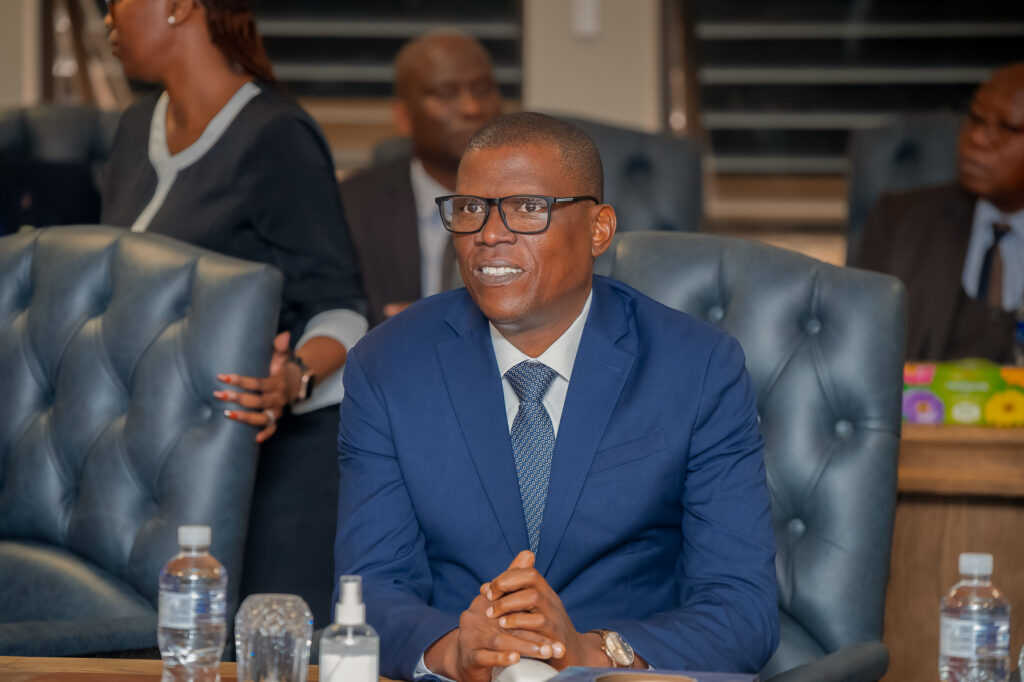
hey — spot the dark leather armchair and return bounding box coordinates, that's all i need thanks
[0,226,282,656]
[0,106,120,234]
[846,112,959,266]
[609,232,905,682]
[559,116,702,234]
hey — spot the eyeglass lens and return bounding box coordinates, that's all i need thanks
[442,196,550,233]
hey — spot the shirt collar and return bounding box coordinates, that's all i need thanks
[973,198,1024,238]
[490,290,593,382]
[409,157,451,222]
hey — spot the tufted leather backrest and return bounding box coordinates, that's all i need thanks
[609,232,905,677]
[846,112,959,266]
[0,226,282,610]
[558,116,703,234]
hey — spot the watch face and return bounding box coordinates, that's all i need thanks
[298,372,313,400]
[603,631,635,666]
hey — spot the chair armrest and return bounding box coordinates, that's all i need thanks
[0,615,158,657]
[764,641,888,682]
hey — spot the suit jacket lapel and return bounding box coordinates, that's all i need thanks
[437,298,529,558]
[535,279,635,575]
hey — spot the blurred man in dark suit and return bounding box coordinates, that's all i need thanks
[858,64,1024,362]
[340,33,503,326]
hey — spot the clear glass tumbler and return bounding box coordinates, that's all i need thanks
[234,594,313,682]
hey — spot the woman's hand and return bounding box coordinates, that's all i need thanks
[215,332,300,443]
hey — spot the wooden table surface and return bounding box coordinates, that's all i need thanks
[884,423,1024,682]
[0,656,321,681]
[899,423,1024,496]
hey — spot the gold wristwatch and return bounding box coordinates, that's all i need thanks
[594,629,635,668]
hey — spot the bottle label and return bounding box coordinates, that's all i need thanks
[158,589,227,629]
[940,616,1010,659]
[320,653,377,682]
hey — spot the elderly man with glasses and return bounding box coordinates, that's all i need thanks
[333,112,779,682]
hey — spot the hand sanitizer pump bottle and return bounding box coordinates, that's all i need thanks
[319,575,379,682]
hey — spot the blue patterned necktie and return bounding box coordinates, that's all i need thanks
[505,361,558,554]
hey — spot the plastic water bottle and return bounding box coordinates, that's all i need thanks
[158,525,228,682]
[319,575,379,682]
[939,552,1010,682]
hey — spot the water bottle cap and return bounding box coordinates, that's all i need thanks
[335,575,366,625]
[959,552,993,576]
[178,525,211,547]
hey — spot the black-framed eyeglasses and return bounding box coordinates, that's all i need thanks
[435,194,599,234]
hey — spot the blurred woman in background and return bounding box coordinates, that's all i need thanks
[101,0,363,627]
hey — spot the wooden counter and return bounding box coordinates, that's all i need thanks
[884,424,1024,682]
[0,655,401,681]
[0,656,310,680]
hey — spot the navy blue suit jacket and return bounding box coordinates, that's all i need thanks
[334,276,778,680]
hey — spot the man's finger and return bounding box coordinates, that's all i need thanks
[502,629,565,659]
[487,587,543,619]
[471,649,520,668]
[489,551,537,600]
[489,567,545,599]
[477,631,555,660]
[510,550,534,569]
[495,612,548,632]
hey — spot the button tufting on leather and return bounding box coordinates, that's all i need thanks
[707,305,725,323]
[200,404,213,420]
[835,420,853,438]
[804,318,822,335]
[788,518,806,537]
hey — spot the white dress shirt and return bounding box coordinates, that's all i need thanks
[961,199,1024,312]
[490,291,593,435]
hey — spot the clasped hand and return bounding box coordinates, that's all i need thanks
[428,550,609,682]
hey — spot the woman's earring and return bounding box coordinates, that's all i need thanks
[167,15,176,24]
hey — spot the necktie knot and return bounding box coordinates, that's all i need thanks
[505,361,557,404]
[993,222,1011,242]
